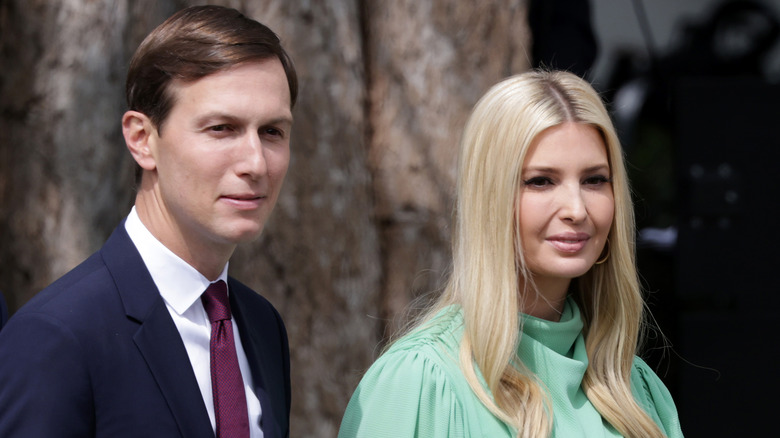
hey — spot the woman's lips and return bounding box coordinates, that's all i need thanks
[546,233,590,253]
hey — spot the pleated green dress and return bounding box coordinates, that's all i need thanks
[338,298,683,437]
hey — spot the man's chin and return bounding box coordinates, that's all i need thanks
[227,225,266,245]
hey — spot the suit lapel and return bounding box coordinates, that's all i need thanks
[101,224,214,438]
[229,283,281,438]
[132,303,214,438]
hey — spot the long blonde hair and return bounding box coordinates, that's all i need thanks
[412,70,665,437]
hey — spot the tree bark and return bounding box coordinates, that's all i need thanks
[1,0,141,310]
[0,0,530,435]
[363,0,531,338]
[229,1,382,435]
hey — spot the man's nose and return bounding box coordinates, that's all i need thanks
[237,132,268,179]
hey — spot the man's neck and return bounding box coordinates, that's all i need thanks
[134,195,233,281]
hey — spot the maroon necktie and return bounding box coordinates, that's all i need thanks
[201,280,250,438]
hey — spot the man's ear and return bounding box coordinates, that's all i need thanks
[122,110,157,171]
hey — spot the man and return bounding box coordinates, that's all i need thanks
[0,5,297,437]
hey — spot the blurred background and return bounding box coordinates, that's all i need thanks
[1,0,778,436]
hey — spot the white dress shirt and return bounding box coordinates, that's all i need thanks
[125,207,263,438]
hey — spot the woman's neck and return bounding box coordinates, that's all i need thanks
[519,277,571,321]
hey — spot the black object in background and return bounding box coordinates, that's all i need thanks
[529,0,598,78]
[603,2,780,436]
[672,77,780,438]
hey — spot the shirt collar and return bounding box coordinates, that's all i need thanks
[125,206,229,316]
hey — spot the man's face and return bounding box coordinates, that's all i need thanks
[145,59,292,254]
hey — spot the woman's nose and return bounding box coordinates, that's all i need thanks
[558,185,587,223]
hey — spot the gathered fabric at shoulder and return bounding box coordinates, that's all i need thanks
[630,357,685,438]
[339,307,513,438]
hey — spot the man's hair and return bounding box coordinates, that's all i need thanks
[126,5,298,132]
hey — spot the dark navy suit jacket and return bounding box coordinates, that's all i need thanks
[0,291,8,330]
[0,223,290,437]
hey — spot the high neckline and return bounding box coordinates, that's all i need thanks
[520,296,584,356]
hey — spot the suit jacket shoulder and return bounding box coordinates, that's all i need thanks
[0,223,213,438]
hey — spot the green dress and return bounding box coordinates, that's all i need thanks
[338,298,683,437]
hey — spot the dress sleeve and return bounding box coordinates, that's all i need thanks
[630,357,684,438]
[338,346,467,438]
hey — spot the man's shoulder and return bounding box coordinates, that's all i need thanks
[17,250,112,317]
[227,277,277,310]
[227,276,287,334]
[0,247,127,356]
[11,223,140,328]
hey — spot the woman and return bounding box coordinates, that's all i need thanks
[339,70,683,437]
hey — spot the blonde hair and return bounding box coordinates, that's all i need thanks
[413,70,666,437]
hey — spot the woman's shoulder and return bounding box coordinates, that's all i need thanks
[630,357,685,438]
[339,305,511,437]
[389,305,464,352]
[629,357,672,407]
[362,305,467,390]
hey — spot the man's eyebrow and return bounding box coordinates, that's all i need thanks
[194,112,241,125]
[194,112,294,126]
[263,115,294,126]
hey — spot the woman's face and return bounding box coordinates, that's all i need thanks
[516,122,614,291]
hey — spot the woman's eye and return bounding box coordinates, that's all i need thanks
[583,175,611,186]
[523,177,552,188]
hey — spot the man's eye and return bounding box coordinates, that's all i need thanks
[210,125,230,132]
[262,127,284,138]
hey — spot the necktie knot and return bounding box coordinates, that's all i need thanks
[202,280,231,323]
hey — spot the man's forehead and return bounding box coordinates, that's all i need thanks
[165,60,293,116]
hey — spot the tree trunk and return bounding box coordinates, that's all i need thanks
[0,0,530,435]
[230,1,382,435]
[363,0,531,337]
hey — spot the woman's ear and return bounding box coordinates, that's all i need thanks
[122,110,157,171]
